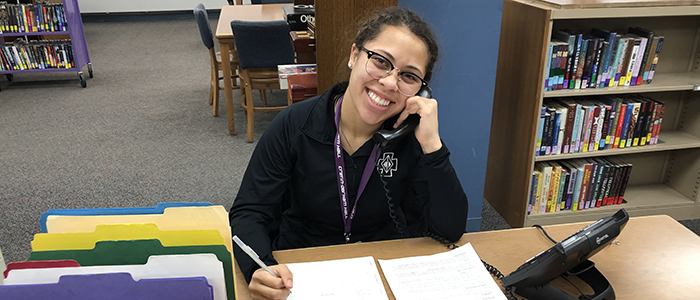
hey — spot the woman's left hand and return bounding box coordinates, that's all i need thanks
[394,95,442,154]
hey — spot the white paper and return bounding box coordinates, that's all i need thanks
[378,243,506,300]
[286,256,389,300]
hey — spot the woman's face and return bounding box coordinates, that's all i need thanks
[346,25,429,127]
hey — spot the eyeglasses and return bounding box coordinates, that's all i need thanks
[360,47,428,97]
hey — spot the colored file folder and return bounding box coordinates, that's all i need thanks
[0,273,213,300]
[45,206,232,253]
[3,260,80,278]
[29,239,234,300]
[5,254,226,300]
[31,223,227,252]
[39,202,213,233]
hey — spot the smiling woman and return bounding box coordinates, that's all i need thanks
[228,7,468,300]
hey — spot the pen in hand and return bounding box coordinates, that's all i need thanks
[232,235,280,279]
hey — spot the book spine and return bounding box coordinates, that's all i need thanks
[588,106,601,152]
[563,163,577,210]
[546,108,556,155]
[575,39,588,89]
[529,171,538,215]
[540,112,551,156]
[571,104,582,152]
[536,110,545,156]
[642,37,660,82]
[541,165,552,213]
[630,37,647,86]
[601,33,618,88]
[647,36,665,84]
[590,39,605,88]
[594,162,608,207]
[570,34,582,89]
[618,163,633,204]
[536,170,544,213]
[618,103,634,148]
[585,161,600,209]
[558,44,568,90]
[652,103,665,144]
[626,102,641,148]
[581,38,597,89]
[562,103,576,154]
[571,165,584,211]
[563,35,575,89]
[599,105,611,150]
[556,169,568,211]
[547,165,561,212]
[614,38,632,87]
[551,110,562,155]
[622,38,639,86]
[544,43,553,91]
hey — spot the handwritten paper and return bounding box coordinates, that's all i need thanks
[286,256,389,300]
[378,243,506,300]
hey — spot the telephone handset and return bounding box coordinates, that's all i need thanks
[372,86,432,148]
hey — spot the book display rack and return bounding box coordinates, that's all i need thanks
[0,0,91,90]
[485,0,700,227]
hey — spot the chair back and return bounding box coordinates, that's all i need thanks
[193,3,215,49]
[230,20,296,70]
[250,0,293,4]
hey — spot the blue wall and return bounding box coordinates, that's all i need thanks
[399,0,503,232]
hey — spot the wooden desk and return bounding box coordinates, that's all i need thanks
[234,215,700,299]
[215,4,286,135]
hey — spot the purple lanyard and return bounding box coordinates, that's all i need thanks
[334,95,380,243]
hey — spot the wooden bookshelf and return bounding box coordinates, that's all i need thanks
[485,0,700,228]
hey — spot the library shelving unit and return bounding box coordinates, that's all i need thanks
[485,0,700,228]
[0,0,92,90]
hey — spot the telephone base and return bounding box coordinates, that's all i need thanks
[514,260,615,300]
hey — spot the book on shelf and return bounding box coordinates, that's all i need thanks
[538,96,665,157]
[544,26,668,91]
[537,162,553,214]
[625,101,641,148]
[0,39,75,71]
[627,27,654,86]
[552,30,575,89]
[591,28,617,88]
[627,34,648,86]
[528,170,539,215]
[646,36,665,84]
[530,158,633,214]
[0,2,67,34]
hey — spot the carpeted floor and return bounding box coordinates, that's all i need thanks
[0,17,285,263]
[1,17,698,265]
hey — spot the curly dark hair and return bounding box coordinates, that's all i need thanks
[351,7,439,83]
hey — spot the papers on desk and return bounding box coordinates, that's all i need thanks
[378,243,506,300]
[286,256,389,300]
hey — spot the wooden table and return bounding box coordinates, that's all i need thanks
[233,215,700,299]
[215,4,286,135]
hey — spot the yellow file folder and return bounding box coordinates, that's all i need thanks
[44,206,232,253]
[32,223,227,252]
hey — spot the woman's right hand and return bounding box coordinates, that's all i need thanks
[248,264,294,300]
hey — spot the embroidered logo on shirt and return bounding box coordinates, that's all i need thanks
[377,152,398,177]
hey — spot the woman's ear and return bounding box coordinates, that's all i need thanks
[348,43,359,68]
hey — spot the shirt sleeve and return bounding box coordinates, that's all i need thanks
[412,141,469,242]
[229,108,297,283]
